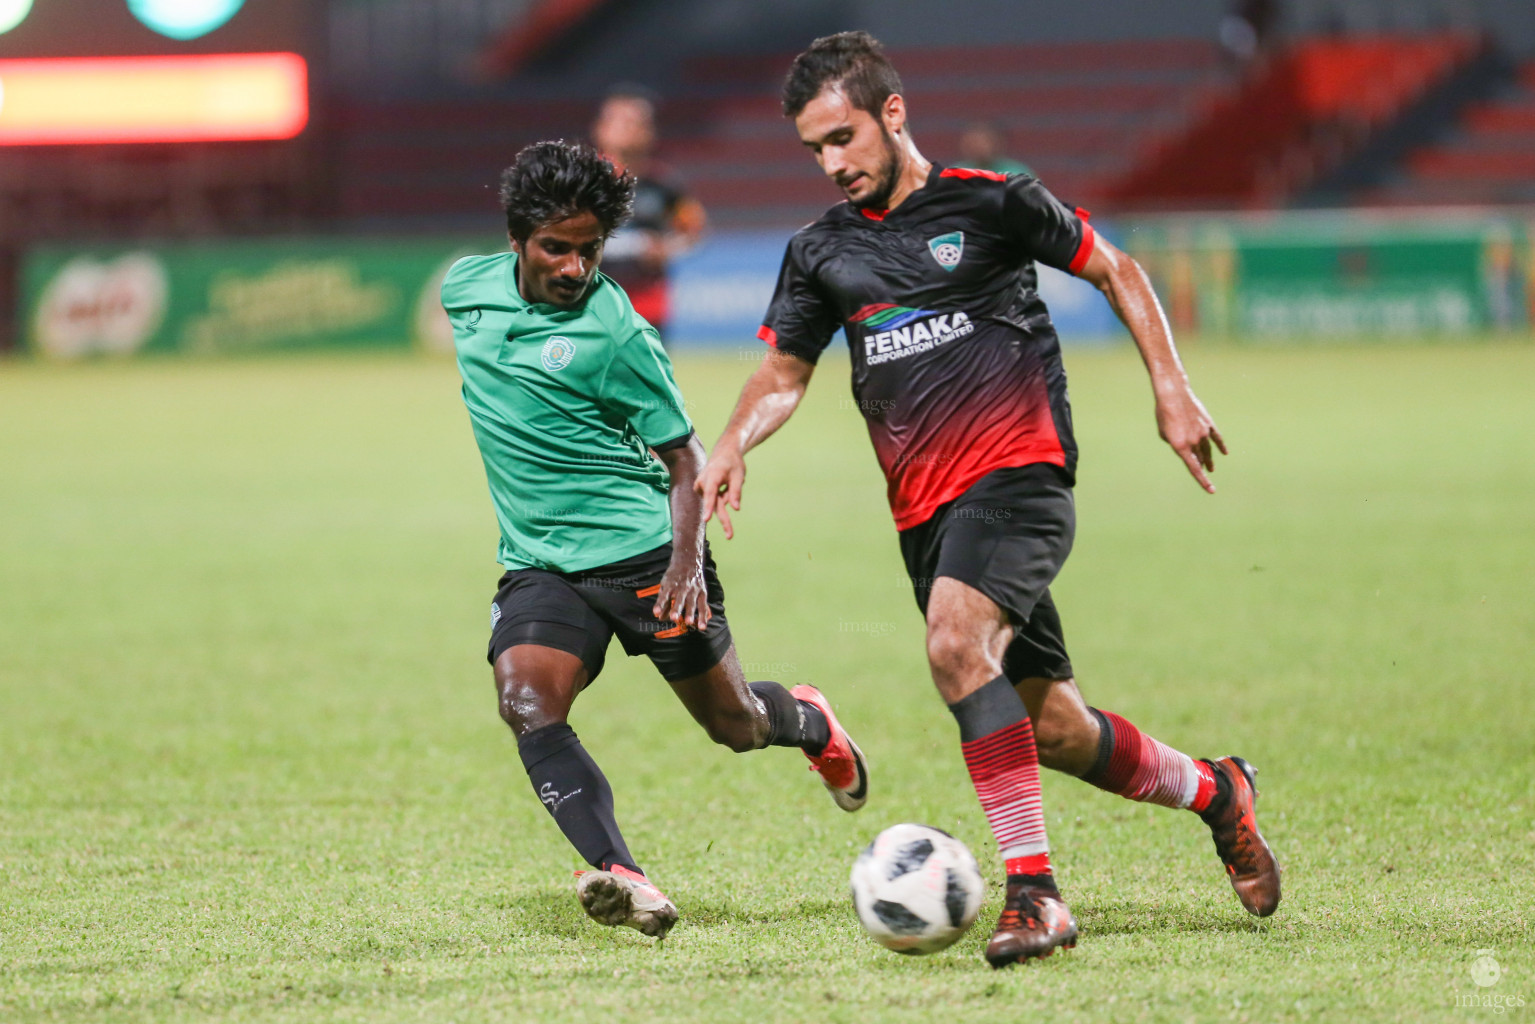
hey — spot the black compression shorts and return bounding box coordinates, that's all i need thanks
[898,463,1075,682]
[486,542,732,684]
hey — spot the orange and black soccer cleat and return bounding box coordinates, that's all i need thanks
[984,878,1078,968]
[789,684,869,812]
[1200,756,1282,917]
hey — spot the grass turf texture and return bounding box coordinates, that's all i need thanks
[1,341,1531,1023]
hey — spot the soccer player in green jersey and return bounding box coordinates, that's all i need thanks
[442,141,869,940]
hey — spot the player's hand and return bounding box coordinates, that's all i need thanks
[696,445,746,540]
[654,557,711,630]
[1155,386,1227,493]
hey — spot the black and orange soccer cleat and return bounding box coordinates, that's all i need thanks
[1200,756,1282,917]
[983,879,1078,968]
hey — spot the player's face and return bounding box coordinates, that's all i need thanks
[593,97,655,161]
[511,211,605,308]
[796,87,902,209]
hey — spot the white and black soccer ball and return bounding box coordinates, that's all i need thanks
[850,823,985,954]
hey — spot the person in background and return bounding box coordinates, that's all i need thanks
[1221,0,1279,64]
[956,121,1032,177]
[591,85,707,337]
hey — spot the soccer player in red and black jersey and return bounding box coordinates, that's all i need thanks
[592,86,707,337]
[697,32,1281,967]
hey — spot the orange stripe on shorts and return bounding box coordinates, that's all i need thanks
[635,584,661,599]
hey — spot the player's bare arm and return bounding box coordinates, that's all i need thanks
[656,435,712,629]
[1078,238,1228,493]
[696,350,816,539]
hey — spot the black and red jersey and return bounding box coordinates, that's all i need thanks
[758,164,1095,530]
[603,170,688,326]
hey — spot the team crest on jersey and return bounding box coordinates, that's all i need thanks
[927,231,964,271]
[541,336,575,371]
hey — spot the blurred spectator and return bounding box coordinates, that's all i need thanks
[1220,0,1279,63]
[591,85,706,337]
[0,247,16,353]
[956,122,1032,177]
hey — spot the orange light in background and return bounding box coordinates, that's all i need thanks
[0,52,308,145]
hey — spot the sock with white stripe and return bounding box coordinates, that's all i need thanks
[1081,707,1224,813]
[947,675,1053,882]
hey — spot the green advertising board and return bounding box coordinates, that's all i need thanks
[20,212,1535,356]
[1121,211,1532,340]
[22,237,504,358]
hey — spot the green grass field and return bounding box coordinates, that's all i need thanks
[2,340,1532,1023]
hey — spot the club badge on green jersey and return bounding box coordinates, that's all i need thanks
[928,231,964,271]
[541,335,576,371]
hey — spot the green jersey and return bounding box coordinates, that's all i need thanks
[443,252,692,572]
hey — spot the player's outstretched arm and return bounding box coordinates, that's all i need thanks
[656,435,713,629]
[696,350,817,539]
[1078,237,1228,493]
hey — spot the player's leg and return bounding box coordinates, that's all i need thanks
[900,465,1080,964]
[595,543,869,809]
[1001,598,1281,917]
[666,643,869,811]
[488,572,677,937]
[925,577,1077,966]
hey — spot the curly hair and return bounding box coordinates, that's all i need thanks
[781,31,903,119]
[499,140,635,243]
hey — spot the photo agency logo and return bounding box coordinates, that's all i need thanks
[838,620,899,638]
[841,397,898,415]
[952,506,1013,523]
[1458,950,1525,1014]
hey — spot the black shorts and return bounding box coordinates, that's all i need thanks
[898,463,1075,682]
[486,542,732,684]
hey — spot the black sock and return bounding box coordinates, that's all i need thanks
[748,681,830,755]
[1082,706,1115,783]
[517,723,639,874]
[1007,872,1060,896]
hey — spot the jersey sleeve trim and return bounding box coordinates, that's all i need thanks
[650,429,695,454]
[1068,216,1097,276]
[940,166,1009,182]
[757,324,779,347]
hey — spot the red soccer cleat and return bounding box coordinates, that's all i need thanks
[984,879,1078,968]
[789,684,869,812]
[1200,756,1282,917]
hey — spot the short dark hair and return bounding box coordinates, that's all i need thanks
[781,31,903,119]
[498,140,635,243]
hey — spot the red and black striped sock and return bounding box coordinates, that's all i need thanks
[948,675,1052,878]
[1082,708,1224,813]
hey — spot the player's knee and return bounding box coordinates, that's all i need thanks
[494,674,557,734]
[925,624,998,687]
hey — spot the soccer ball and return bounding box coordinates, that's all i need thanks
[850,823,985,954]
